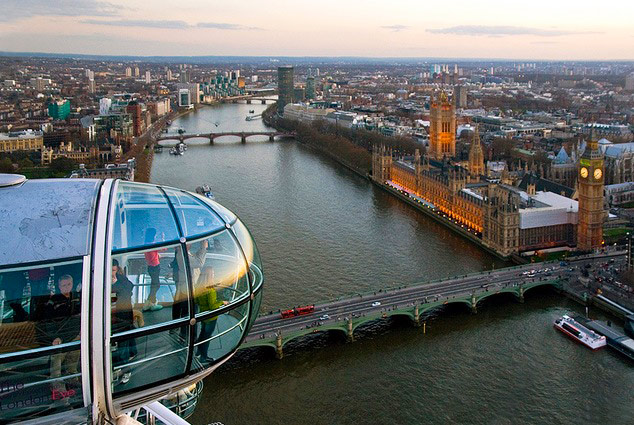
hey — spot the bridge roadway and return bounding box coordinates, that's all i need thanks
[242,251,627,357]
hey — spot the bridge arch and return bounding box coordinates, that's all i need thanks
[521,279,561,298]
[475,288,521,307]
[280,326,348,349]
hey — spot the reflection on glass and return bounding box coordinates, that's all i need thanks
[0,345,83,422]
[191,231,249,308]
[193,302,249,370]
[0,261,84,420]
[112,182,180,251]
[194,196,237,225]
[112,245,187,329]
[232,219,264,290]
[163,188,224,238]
[112,326,189,395]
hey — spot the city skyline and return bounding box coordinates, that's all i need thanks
[1,0,633,60]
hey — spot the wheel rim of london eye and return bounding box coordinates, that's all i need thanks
[0,175,264,424]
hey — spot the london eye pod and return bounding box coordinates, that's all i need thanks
[0,174,264,424]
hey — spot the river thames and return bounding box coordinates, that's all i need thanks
[151,102,633,425]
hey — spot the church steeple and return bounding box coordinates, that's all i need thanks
[468,125,485,178]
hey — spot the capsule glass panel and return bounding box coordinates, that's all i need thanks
[111,244,188,329]
[0,259,84,421]
[163,188,224,238]
[191,231,250,311]
[111,325,189,395]
[231,218,264,291]
[112,183,180,251]
[193,195,236,225]
[192,302,249,371]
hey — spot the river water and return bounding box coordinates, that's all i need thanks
[151,102,633,425]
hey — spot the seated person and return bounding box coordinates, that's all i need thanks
[39,275,81,394]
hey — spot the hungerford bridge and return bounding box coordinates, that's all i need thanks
[242,251,626,358]
[156,131,296,144]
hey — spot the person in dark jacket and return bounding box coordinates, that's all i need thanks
[111,260,135,384]
[44,275,81,392]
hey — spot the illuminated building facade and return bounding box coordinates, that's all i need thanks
[429,91,456,160]
[577,132,605,251]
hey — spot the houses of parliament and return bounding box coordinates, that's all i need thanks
[372,91,605,258]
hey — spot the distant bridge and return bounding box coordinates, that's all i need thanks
[219,95,277,104]
[156,131,295,145]
[241,251,626,358]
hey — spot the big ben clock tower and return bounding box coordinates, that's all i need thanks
[577,130,605,251]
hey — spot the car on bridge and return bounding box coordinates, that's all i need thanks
[320,314,330,320]
[372,301,381,307]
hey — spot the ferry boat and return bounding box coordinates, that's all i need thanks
[554,315,606,350]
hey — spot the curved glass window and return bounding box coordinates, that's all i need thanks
[232,219,264,291]
[112,183,180,251]
[192,301,249,371]
[193,196,236,225]
[0,259,84,421]
[110,249,190,395]
[111,325,189,396]
[163,188,224,238]
[191,231,250,311]
[111,243,188,330]
[246,290,263,335]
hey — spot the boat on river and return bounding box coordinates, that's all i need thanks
[554,315,606,350]
[195,184,215,200]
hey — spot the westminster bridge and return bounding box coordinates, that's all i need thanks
[156,131,295,145]
[242,250,627,358]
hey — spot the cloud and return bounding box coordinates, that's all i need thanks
[81,19,190,29]
[196,22,263,31]
[1,0,119,21]
[81,19,263,30]
[427,25,600,37]
[381,25,409,32]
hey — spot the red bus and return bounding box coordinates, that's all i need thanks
[280,304,315,319]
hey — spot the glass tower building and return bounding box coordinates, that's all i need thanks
[0,175,263,424]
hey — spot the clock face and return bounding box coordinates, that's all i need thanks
[580,167,588,178]
[594,168,602,180]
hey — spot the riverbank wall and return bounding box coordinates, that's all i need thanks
[132,107,195,183]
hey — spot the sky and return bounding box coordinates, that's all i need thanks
[1,0,633,60]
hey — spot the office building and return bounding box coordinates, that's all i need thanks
[179,89,191,107]
[99,97,112,115]
[145,71,151,84]
[454,85,467,108]
[277,66,294,114]
[48,99,71,120]
[125,67,132,77]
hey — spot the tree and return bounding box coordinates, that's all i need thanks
[50,157,77,175]
[18,158,33,170]
[0,157,14,173]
